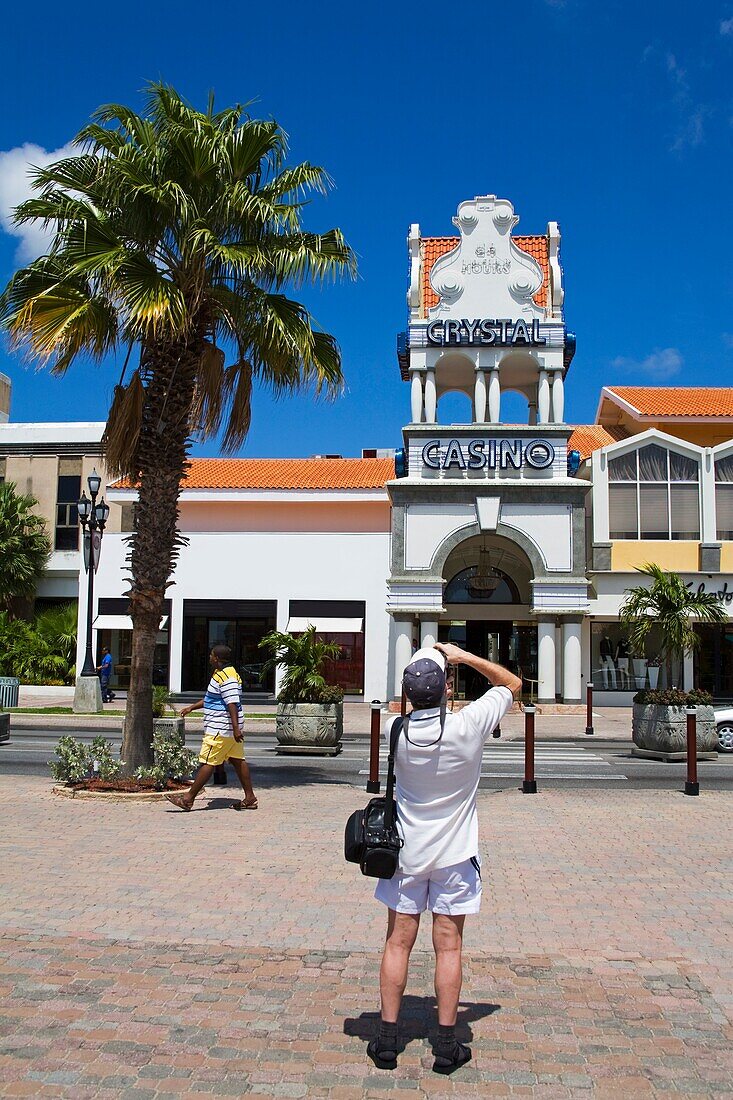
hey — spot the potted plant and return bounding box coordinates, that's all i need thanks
[620,563,726,758]
[152,685,186,740]
[259,625,344,755]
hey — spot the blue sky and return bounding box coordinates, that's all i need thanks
[0,0,732,457]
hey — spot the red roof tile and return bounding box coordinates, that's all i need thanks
[605,387,733,418]
[568,425,627,460]
[421,235,549,314]
[115,457,394,491]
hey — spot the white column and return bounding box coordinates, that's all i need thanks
[474,370,487,423]
[410,372,423,423]
[537,619,556,702]
[420,618,438,648]
[551,370,565,424]
[562,619,583,703]
[683,649,694,693]
[488,368,501,423]
[424,370,437,424]
[168,596,184,693]
[393,618,413,699]
[537,371,550,424]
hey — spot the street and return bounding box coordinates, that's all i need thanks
[4,721,733,790]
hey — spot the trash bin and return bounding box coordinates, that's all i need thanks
[0,677,19,708]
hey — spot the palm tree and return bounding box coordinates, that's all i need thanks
[260,626,341,702]
[0,84,356,770]
[0,482,51,616]
[620,563,726,686]
[34,601,78,679]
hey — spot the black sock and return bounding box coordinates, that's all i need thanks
[435,1024,457,1053]
[378,1020,398,1046]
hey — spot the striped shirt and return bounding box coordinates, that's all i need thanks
[203,666,244,737]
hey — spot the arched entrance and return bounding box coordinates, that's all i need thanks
[439,534,536,701]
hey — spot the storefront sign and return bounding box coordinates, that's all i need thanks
[426,318,547,347]
[422,438,556,471]
[687,580,733,606]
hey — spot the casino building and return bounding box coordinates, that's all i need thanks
[85,194,733,705]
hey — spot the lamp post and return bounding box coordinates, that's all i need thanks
[73,470,110,712]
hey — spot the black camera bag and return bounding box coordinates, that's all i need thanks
[344,715,404,879]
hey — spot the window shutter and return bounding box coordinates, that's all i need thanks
[639,484,669,539]
[609,484,638,539]
[717,484,733,539]
[670,485,700,539]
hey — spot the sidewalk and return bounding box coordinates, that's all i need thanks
[1,778,731,1096]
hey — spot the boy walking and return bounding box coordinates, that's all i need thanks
[166,644,258,812]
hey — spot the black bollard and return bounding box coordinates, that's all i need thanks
[523,704,537,794]
[367,700,381,794]
[585,681,594,736]
[684,706,699,796]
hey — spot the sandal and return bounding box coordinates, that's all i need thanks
[432,1040,472,1075]
[165,793,193,811]
[367,1036,397,1070]
[233,797,258,810]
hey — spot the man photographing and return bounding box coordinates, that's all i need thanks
[369,642,521,1074]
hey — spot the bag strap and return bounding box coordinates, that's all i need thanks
[383,715,403,829]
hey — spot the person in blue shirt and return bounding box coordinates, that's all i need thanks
[96,647,115,703]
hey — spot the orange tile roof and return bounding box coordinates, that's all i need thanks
[421,234,549,313]
[568,425,627,460]
[606,387,733,418]
[115,457,394,491]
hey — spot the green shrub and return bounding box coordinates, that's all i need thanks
[49,735,121,783]
[633,688,713,706]
[134,729,196,787]
[152,685,170,718]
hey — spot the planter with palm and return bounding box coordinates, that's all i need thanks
[1,84,355,772]
[620,563,726,757]
[260,625,344,755]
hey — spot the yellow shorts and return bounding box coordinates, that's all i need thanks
[198,732,245,767]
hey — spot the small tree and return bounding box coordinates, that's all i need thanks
[620,563,726,685]
[259,625,341,702]
[0,482,51,616]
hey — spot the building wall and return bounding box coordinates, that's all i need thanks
[610,541,700,572]
[90,527,393,698]
[178,500,390,534]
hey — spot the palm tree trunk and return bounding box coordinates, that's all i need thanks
[121,336,202,774]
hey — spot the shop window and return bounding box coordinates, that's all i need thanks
[608,444,699,540]
[181,600,276,693]
[591,622,668,692]
[715,454,733,539]
[55,458,82,551]
[287,600,366,695]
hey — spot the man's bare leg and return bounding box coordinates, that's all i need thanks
[379,909,420,1022]
[166,762,214,810]
[431,913,471,1073]
[229,758,257,807]
[432,913,465,1024]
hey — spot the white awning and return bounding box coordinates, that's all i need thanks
[286,616,363,634]
[94,615,168,631]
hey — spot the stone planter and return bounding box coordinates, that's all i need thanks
[275,702,343,756]
[153,716,186,742]
[632,703,718,761]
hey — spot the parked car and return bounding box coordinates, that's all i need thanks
[713,706,733,752]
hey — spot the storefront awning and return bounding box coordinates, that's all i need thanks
[94,615,169,631]
[286,616,363,634]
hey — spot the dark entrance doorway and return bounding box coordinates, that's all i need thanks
[695,623,733,700]
[438,620,537,701]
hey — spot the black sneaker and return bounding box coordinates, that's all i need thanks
[367,1036,397,1070]
[432,1040,472,1075]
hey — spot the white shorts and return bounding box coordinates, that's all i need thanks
[374,856,482,915]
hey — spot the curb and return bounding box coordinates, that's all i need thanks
[52,785,198,802]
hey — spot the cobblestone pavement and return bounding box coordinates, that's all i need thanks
[1,778,732,1097]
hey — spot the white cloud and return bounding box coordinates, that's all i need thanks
[721,17,733,34]
[611,347,683,380]
[0,142,76,262]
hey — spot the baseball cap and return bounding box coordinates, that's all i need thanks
[402,647,447,709]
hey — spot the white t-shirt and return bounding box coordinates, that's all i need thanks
[392,685,513,875]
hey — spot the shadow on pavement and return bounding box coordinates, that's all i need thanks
[344,994,500,1050]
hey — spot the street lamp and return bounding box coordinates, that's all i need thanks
[77,470,110,678]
